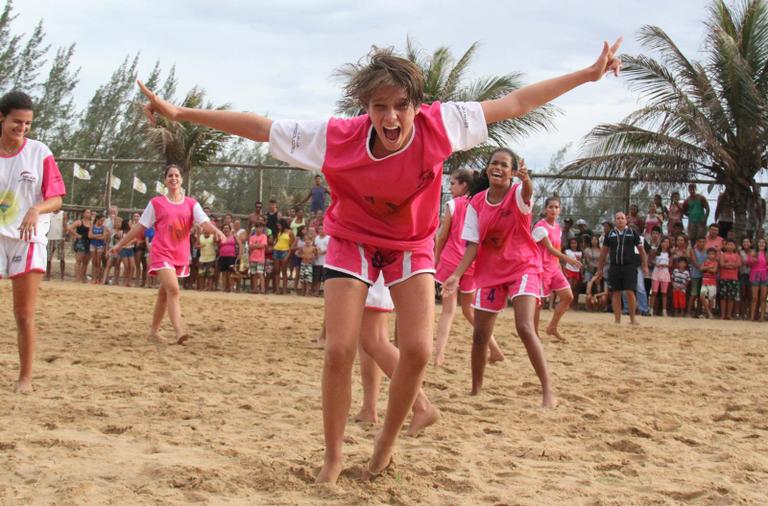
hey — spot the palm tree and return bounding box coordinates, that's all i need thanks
[334,38,556,172]
[561,0,768,237]
[144,86,231,192]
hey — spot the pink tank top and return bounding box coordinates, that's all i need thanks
[439,195,472,268]
[533,219,561,276]
[146,196,198,266]
[322,102,452,250]
[218,235,236,257]
[750,251,767,274]
[464,184,542,288]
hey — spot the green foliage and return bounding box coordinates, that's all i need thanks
[562,0,768,235]
[333,37,556,173]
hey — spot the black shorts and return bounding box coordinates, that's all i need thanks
[218,256,236,272]
[312,265,325,284]
[609,264,638,292]
[323,267,372,286]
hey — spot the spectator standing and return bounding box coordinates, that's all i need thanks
[68,209,92,283]
[302,174,331,213]
[668,191,684,235]
[715,190,735,239]
[683,184,710,240]
[671,258,691,317]
[248,223,268,293]
[597,212,650,325]
[313,225,330,296]
[45,209,66,280]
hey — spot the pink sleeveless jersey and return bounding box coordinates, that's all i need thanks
[139,196,207,267]
[322,102,453,250]
[533,219,561,276]
[439,195,473,269]
[463,184,542,289]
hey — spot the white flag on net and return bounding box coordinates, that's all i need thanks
[132,176,147,194]
[155,181,167,195]
[73,163,91,180]
[110,175,121,190]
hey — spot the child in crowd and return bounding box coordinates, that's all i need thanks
[585,271,608,312]
[249,223,268,294]
[564,237,583,309]
[89,214,107,284]
[649,236,672,316]
[671,257,691,317]
[688,236,707,317]
[298,230,318,296]
[197,226,216,291]
[700,248,719,319]
[118,219,135,286]
[748,238,768,321]
[718,239,742,320]
[264,236,275,294]
[738,237,752,319]
[313,225,329,297]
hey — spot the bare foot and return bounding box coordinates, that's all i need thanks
[470,387,481,396]
[353,410,378,425]
[545,324,566,343]
[147,333,166,344]
[316,457,343,484]
[362,433,394,481]
[488,350,505,363]
[176,334,191,345]
[542,390,557,409]
[433,353,445,367]
[629,320,640,326]
[405,404,440,437]
[14,378,33,394]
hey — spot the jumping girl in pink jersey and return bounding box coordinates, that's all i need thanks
[444,150,556,407]
[531,196,582,342]
[110,165,224,344]
[138,38,621,483]
[434,168,504,366]
[0,91,66,393]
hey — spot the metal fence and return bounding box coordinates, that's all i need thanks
[56,156,767,232]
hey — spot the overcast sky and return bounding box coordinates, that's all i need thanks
[17,0,709,169]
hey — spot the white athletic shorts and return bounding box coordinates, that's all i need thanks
[0,236,47,279]
[365,273,394,312]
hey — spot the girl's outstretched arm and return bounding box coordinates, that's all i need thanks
[442,242,478,295]
[481,38,622,124]
[138,81,273,142]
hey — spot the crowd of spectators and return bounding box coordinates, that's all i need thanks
[45,175,333,298]
[551,184,768,321]
[45,180,768,322]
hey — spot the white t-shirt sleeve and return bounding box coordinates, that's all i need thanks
[192,202,210,226]
[268,119,328,172]
[446,199,455,216]
[461,205,480,243]
[515,184,533,215]
[531,226,548,243]
[440,102,488,153]
[138,202,156,228]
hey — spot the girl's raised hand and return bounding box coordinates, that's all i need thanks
[589,37,623,81]
[137,80,178,126]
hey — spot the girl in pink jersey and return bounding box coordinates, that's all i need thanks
[111,165,224,344]
[444,149,555,407]
[434,168,504,367]
[532,196,583,342]
[1,91,66,394]
[138,39,622,482]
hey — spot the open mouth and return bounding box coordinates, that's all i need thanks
[383,126,400,142]
[489,169,504,179]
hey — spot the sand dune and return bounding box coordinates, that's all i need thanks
[1,280,766,505]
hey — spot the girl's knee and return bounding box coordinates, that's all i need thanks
[325,342,357,369]
[399,343,431,368]
[472,329,491,346]
[515,322,537,340]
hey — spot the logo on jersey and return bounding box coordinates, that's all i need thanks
[18,171,37,184]
[168,220,188,243]
[0,192,20,226]
[11,254,23,264]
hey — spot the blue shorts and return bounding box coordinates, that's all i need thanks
[273,250,289,261]
[119,248,134,258]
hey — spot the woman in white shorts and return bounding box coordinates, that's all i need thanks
[0,91,66,393]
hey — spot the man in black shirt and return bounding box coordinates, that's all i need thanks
[597,212,649,324]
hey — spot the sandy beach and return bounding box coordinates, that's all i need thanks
[1,280,766,505]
